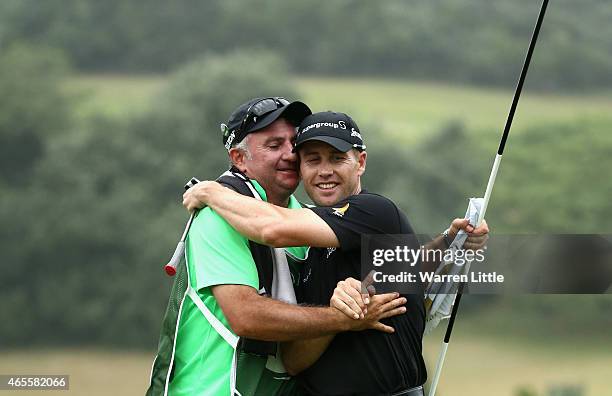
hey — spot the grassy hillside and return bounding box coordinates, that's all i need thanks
[422,334,612,396]
[3,335,611,396]
[297,76,612,142]
[65,74,166,119]
[66,74,612,143]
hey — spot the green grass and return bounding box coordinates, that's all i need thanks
[297,76,612,143]
[66,74,612,143]
[0,349,155,396]
[3,335,611,396]
[422,334,612,396]
[64,74,166,119]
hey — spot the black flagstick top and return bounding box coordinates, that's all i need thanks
[443,283,465,343]
[498,0,549,155]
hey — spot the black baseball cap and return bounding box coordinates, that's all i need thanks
[294,111,366,152]
[221,97,311,151]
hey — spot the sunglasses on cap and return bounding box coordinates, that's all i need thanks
[221,97,292,151]
[239,97,290,135]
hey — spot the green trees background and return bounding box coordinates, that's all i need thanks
[0,49,302,346]
[2,0,612,89]
[0,1,610,348]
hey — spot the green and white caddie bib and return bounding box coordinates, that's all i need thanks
[147,176,307,396]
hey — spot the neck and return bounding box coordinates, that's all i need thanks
[268,193,291,207]
[236,168,292,207]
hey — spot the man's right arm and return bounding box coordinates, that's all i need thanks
[183,181,339,248]
[212,284,402,341]
[191,201,404,343]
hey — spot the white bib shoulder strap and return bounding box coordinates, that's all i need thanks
[187,288,239,349]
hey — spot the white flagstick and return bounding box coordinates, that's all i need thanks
[428,153,500,396]
[164,177,200,276]
[164,211,196,276]
[477,153,502,227]
[428,1,549,394]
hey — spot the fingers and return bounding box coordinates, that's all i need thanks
[182,184,206,211]
[362,293,403,333]
[345,277,361,290]
[370,292,400,306]
[332,283,364,319]
[466,233,488,243]
[450,218,469,234]
[380,296,407,313]
[372,321,395,334]
[331,295,361,320]
[451,218,491,238]
[470,219,489,235]
[182,193,199,212]
[379,306,407,320]
[378,296,407,319]
[343,278,369,307]
[182,194,192,211]
[463,241,477,251]
[465,233,489,250]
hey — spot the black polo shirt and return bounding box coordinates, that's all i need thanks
[296,191,427,396]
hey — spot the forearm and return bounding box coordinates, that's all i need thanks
[238,297,351,341]
[195,182,339,247]
[204,187,283,244]
[281,335,335,376]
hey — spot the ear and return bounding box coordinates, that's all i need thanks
[356,150,367,176]
[229,148,248,173]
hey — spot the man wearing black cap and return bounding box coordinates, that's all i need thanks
[183,110,489,395]
[148,100,407,396]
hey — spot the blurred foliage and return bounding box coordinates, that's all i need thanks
[515,385,586,396]
[0,44,70,185]
[0,45,610,348]
[548,385,584,396]
[0,47,297,347]
[363,121,485,233]
[515,387,539,396]
[460,295,612,341]
[365,118,612,234]
[2,0,612,90]
[492,120,612,233]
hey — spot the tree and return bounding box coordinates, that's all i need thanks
[0,49,301,347]
[0,44,70,185]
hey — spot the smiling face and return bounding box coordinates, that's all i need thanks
[298,141,367,206]
[230,118,299,206]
